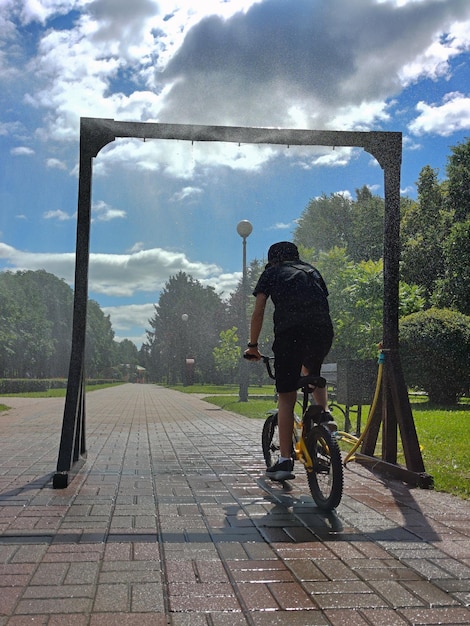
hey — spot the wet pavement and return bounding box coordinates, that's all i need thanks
[1,383,469,625]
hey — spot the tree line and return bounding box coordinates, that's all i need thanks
[2,138,470,402]
[0,270,139,380]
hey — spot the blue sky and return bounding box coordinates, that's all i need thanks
[1,0,470,347]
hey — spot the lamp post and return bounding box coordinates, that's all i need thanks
[181,313,194,387]
[236,220,253,402]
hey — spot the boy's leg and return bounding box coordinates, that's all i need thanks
[276,390,297,458]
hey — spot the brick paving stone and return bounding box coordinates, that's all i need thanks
[130,582,165,612]
[15,597,92,615]
[48,616,89,626]
[267,581,318,610]
[93,583,129,612]
[89,614,169,625]
[323,608,373,626]
[400,606,470,623]
[250,610,328,625]
[368,579,426,608]
[236,581,279,610]
[403,579,461,606]
[6,617,49,625]
[2,385,470,624]
[355,608,410,625]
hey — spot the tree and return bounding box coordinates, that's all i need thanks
[348,186,384,262]
[29,270,74,377]
[309,247,425,360]
[294,188,386,262]
[294,192,352,253]
[0,271,55,377]
[400,165,448,300]
[400,308,470,404]
[145,272,226,384]
[116,338,139,366]
[213,327,239,384]
[446,138,470,222]
[433,218,470,315]
[0,269,125,380]
[85,300,116,378]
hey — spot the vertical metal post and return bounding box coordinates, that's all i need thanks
[53,118,116,488]
[237,220,253,402]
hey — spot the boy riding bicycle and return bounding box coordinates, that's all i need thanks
[244,241,335,481]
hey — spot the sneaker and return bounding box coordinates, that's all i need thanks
[318,411,338,432]
[266,458,295,481]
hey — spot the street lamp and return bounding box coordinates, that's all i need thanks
[237,220,253,402]
[181,313,195,385]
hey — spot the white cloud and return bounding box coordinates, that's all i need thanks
[269,222,292,231]
[0,241,232,297]
[43,209,74,220]
[46,157,67,169]
[102,302,155,330]
[92,200,126,222]
[4,0,467,181]
[11,146,35,156]
[399,20,470,86]
[159,0,470,130]
[171,186,203,203]
[408,92,470,136]
[0,121,24,136]
[95,136,277,179]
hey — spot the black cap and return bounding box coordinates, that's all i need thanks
[267,241,300,263]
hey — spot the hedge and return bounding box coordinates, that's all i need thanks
[0,378,117,394]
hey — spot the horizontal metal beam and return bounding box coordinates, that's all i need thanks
[80,117,401,168]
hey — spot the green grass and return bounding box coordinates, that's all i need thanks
[202,393,470,500]
[410,401,470,500]
[167,383,273,395]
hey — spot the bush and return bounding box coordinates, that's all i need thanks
[0,378,117,394]
[399,308,470,404]
[0,379,49,394]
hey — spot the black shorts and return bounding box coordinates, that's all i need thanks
[272,323,334,393]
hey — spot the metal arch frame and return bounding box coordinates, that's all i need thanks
[53,117,433,489]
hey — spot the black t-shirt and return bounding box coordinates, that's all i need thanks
[253,261,331,333]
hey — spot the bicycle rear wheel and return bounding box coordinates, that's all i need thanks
[306,425,343,510]
[261,412,297,468]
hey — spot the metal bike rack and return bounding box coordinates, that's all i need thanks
[53,117,433,489]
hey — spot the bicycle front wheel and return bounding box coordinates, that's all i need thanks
[261,412,280,468]
[306,425,343,510]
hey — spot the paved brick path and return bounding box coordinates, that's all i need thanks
[1,383,470,625]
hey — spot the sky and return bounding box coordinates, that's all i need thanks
[1,0,470,348]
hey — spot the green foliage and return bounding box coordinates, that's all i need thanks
[433,219,470,315]
[400,308,470,404]
[116,339,140,366]
[311,248,424,359]
[294,186,384,261]
[400,166,449,300]
[446,138,470,221]
[294,192,352,253]
[0,270,123,379]
[144,272,226,384]
[213,327,240,383]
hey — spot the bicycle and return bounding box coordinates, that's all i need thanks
[245,354,344,511]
